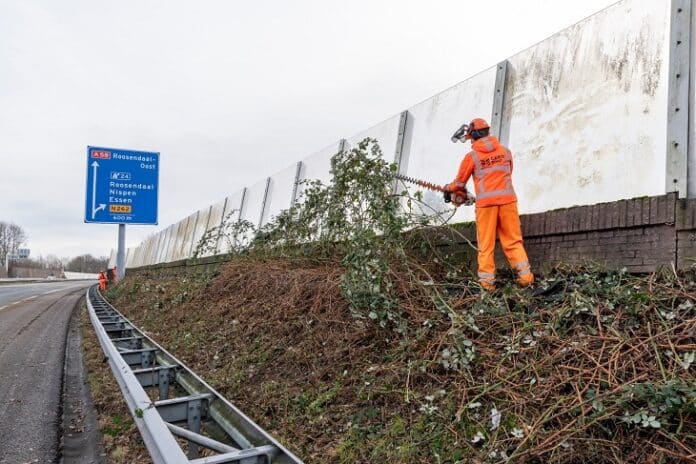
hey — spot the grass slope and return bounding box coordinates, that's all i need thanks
[105,259,696,463]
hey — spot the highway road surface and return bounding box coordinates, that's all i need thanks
[0,281,105,463]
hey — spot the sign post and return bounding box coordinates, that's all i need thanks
[5,249,29,277]
[85,146,159,281]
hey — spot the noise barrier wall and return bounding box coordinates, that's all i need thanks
[125,0,685,268]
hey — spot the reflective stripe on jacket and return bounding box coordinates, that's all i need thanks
[447,135,517,208]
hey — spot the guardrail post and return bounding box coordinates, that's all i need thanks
[667,0,691,197]
[187,398,203,458]
[141,351,153,369]
[158,369,170,400]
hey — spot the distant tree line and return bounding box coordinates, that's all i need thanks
[1,221,107,273]
[64,254,109,273]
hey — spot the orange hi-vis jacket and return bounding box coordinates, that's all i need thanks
[447,135,517,208]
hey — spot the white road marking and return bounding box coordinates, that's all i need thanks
[42,289,59,295]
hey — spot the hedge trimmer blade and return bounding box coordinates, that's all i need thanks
[393,174,448,192]
[393,173,475,206]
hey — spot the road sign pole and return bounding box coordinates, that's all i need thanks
[117,224,126,280]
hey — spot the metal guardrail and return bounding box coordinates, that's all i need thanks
[85,286,304,464]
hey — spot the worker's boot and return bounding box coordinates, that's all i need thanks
[513,261,534,288]
[479,280,496,292]
[517,272,534,288]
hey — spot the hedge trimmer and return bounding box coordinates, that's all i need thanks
[393,173,475,206]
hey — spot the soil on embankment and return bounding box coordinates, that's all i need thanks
[105,258,696,463]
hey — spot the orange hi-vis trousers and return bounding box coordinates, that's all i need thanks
[475,202,534,289]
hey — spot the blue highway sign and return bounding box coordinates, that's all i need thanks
[84,146,159,224]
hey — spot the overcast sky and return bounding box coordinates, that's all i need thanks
[0,0,618,260]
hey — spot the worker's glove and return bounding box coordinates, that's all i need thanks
[443,191,452,203]
[451,190,467,206]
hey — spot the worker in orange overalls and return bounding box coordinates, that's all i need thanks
[445,118,534,291]
[98,271,107,291]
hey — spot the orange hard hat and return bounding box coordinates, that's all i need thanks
[465,118,490,140]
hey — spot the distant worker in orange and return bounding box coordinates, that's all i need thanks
[98,271,107,291]
[445,118,534,291]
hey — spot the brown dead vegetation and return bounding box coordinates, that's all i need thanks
[104,258,696,463]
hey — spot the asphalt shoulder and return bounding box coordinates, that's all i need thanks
[60,297,106,464]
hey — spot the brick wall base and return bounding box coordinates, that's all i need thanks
[433,193,696,274]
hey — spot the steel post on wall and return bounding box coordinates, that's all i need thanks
[116,224,126,280]
[688,0,696,198]
[667,0,692,198]
[258,177,272,229]
[290,161,304,207]
[392,110,410,194]
[237,187,247,222]
[491,60,509,144]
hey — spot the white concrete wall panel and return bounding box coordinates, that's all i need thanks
[223,191,245,223]
[200,197,230,257]
[125,248,135,268]
[346,115,402,162]
[175,215,196,260]
[216,191,247,254]
[162,225,174,263]
[159,226,175,263]
[179,212,199,259]
[503,0,670,214]
[262,165,298,227]
[207,198,228,232]
[127,246,139,269]
[239,179,268,229]
[403,66,498,223]
[296,142,342,201]
[141,234,155,266]
[137,241,146,267]
[133,237,152,267]
[167,218,189,262]
[107,249,116,268]
[145,231,164,266]
[190,206,212,257]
